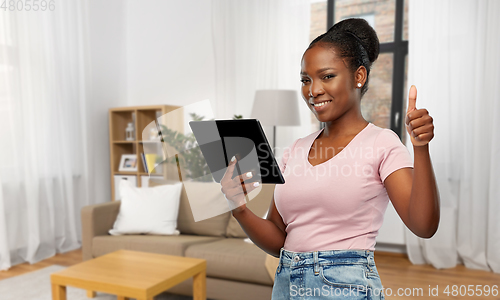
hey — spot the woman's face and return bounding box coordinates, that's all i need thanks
[300,44,360,123]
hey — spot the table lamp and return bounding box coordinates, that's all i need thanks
[250,90,301,152]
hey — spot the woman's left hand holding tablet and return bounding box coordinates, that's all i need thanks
[405,85,435,147]
[220,156,261,213]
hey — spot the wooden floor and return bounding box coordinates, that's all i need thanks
[1,249,499,299]
[0,248,83,280]
[374,252,500,299]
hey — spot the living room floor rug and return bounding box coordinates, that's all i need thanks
[0,265,202,300]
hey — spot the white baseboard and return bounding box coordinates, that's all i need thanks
[375,242,407,254]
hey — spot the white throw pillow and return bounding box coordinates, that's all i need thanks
[109,179,183,236]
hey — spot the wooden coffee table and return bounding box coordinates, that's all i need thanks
[50,250,206,300]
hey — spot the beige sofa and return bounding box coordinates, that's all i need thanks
[81,180,278,300]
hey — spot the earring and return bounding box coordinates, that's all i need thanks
[357,83,362,88]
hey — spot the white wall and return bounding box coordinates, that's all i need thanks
[126,0,216,108]
[86,0,215,203]
[87,0,128,203]
[376,202,407,252]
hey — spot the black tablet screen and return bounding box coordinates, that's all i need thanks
[189,119,285,184]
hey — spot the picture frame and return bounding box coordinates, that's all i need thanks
[119,154,138,172]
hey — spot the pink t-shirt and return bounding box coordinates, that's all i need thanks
[274,123,413,252]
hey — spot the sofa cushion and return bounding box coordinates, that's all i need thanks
[149,179,231,237]
[185,238,274,286]
[109,180,183,236]
[225,184,275,238]
[92,234,223,258]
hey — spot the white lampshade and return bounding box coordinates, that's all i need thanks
[250,90,301,126]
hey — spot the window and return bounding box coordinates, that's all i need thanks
[310,0,409,143]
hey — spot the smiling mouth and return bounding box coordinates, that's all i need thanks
[311,100,332,107]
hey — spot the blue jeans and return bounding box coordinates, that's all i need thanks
[272,248,385,300]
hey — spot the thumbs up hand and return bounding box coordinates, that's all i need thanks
[405,85,434,147]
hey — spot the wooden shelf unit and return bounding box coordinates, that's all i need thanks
[108,105,182,201]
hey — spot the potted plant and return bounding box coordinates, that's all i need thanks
[159,113,244,182]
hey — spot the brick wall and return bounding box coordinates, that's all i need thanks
[310,1,328,43]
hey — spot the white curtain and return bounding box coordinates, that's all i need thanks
[211,0,313,157]
[405,0,500,273]
[0,1,91,270]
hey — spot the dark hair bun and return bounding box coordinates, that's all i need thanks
[330,18,380,63]
[306,18,380,97]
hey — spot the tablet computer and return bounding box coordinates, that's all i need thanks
[189,119,285,184]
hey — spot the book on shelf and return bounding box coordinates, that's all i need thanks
[145,153,158,174]
[141,152,149,173]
